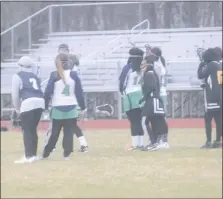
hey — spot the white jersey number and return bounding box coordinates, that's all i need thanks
[125,72,142,94]
[29,78,39,90]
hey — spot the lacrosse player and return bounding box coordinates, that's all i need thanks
[119,47,144,150]
[42,53,86,159]
[51,46,88,152]
[139,55,169,151]
[151,47,169,147]
[197,48,222,148]
[12,56,44,164]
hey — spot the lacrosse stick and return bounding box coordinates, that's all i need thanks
[78,109,87,131]
[94,104,114,118]
[42,122,52,151]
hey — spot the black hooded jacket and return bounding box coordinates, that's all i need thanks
[197,48,222,109]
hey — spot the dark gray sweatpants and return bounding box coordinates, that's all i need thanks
[20,108,43,158]
[43,118,77,158]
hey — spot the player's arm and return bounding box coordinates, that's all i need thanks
[11,74,22,113]
[44,72,56,110]
[197,62,211,79]
[119,64,131,94]
[70,71,86,110]
[139,72,155,104]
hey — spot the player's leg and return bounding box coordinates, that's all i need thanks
[156,116,169,149]
[15,110,38,163]
[201,112,213,148]
[150,115,169,150]
[62,118,75,159]
[212,110,222,148]
[161,117,169,144]
[31,108,43,157]
[141,116,157,150]
[74,123,88,152]
[126,109,138,149]
[132,108,144,148]
[42,119,62,159]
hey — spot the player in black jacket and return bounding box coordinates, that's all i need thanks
[139,55,169,151]
[197,48,222,148]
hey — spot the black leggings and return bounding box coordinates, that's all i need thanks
[142,115,168,144]
[43,118,77,158]
[204,110,222,142]
[20,108,43,158]
[126,108,144,136]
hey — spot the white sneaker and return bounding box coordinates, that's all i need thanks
[64,157,70,161]
[28,156,40,163]
[14,156,29,164]
[152,142,169,150]
[159,142,170,149]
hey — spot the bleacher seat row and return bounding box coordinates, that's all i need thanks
[1,27,222,94]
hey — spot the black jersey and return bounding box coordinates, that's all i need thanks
[197,61,222,111]
[140,69,165,117]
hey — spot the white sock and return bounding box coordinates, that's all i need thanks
[131,136,138,147]
[78,136,87,146]
[138,136,144,147]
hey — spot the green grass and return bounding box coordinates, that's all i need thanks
[1,129,222,198]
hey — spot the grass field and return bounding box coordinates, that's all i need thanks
[1,128,222,198]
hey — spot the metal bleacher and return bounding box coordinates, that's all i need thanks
[1,2,222,119]
[1,25,222,94]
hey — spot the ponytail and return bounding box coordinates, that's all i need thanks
[55,54,67,85]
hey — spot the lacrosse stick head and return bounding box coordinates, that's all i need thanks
[94,104,114,118]
[196,47,205,61]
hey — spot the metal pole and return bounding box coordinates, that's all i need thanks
[117,61,122,120]
[181,92,184,118]
[138,3,142,24]
[49,6,52,33]
[28,19,32,50]
[60,6,63,32]
[11,29,14,59]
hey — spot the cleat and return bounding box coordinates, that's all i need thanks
[200,141,212,149]
[212,141,221,148]
[78,145,89,152]
[14,156,29,164]
[141,143,154,151]
[158,142,169,149]
[14,156,39,164]
[127,146,138,151]
[150,142,162,151]
[28,156,40,163]
[137,145,144,150]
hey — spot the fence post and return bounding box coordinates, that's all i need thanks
[49,6,52,33]
[138,3,142,24]
[117,61,122,120]
[60,6,63,32]
[11,29,14,59]
[28,19,32,50]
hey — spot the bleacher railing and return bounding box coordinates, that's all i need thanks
[82,19,150,60]
[1,2,148,61]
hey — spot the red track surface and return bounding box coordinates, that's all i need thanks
[0,119,214,131]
